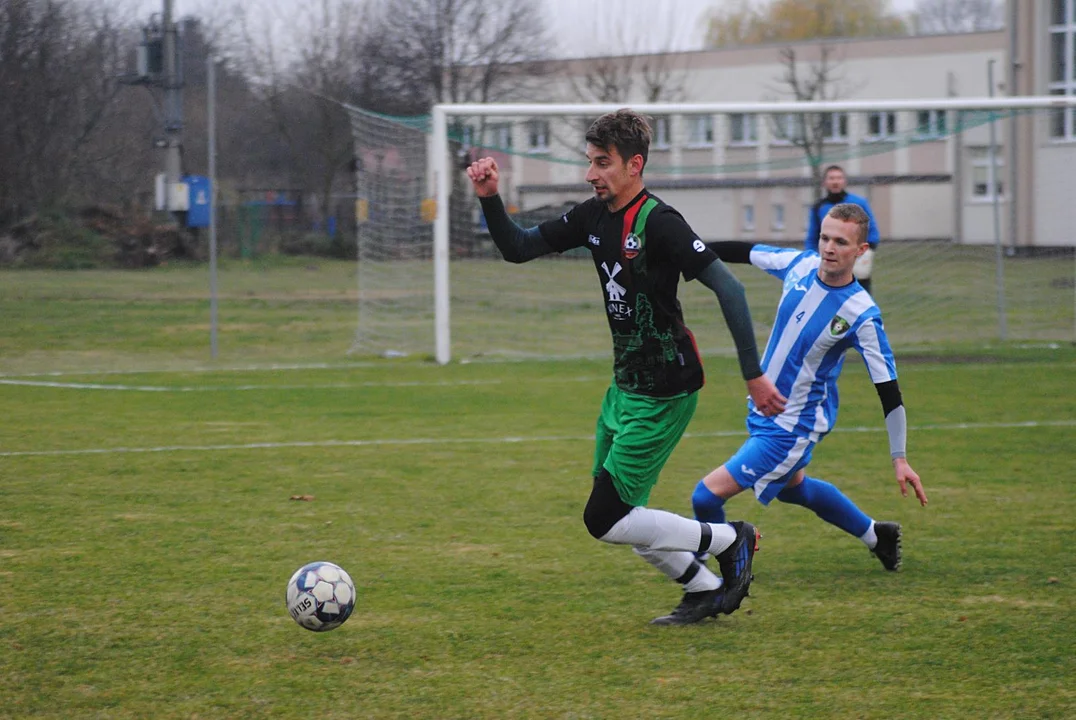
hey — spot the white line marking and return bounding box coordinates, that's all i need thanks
[0,379,499,392]
[1,420,1072,458]
[0,376,605,392]
[0,361,382,379]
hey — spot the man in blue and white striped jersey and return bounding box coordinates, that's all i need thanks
[693,203,928,572]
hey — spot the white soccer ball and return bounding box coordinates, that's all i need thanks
[285,561,356,632]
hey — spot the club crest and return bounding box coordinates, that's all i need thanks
[829,315,851,336]
[623,233,641,259]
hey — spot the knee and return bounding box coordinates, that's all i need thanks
[582,502,610,539]
[691,479,726,520]
[777,476,825,506]
[583,469,631,540]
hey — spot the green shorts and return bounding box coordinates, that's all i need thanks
[591,385,698,507]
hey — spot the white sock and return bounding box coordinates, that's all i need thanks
[600,507,738,555]
[860,520,878,549]
[633,547,722,592]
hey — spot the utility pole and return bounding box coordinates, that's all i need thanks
[162,0,184,214]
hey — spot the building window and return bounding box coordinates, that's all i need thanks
[1049,0,1076,140]
[970,148,1004,200]
[771,114,805,145]
[652,116,671,149]
[729,114,758,146]
[488,123,512,150]
[821,113,849,143]
[687,116,714,147]
[865,111,897,141]
[915,110,948,139]
[527,120,549,152]
[772,203,786,231]
[742,204,755,231]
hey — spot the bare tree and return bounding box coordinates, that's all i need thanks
[0,0,136,227]
[374,0,550,107]
[566,2,693,105]
[766,45,862,187]
[911,0,1004,34]
[175,17,281,189]
[223,0,376,217]
[369,0,552,241]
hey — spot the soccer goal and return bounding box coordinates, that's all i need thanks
[347,97,1076,364]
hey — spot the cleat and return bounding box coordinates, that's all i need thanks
[715,521,759,615]
[649,589,723,626]
[872,521,902,571]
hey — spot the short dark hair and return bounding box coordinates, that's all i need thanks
[823,165,845,177]
[827,203,870,244]
[585,109,651,170]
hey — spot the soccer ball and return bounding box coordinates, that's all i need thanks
[286,561,356,632]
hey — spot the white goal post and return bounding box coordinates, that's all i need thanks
[415,96,1076,364]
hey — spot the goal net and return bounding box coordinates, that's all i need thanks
[348,99,1076,364]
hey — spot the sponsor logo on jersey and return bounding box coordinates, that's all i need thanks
[740,465,758,478]
[693,238,706,253]
[602,261,631,320]
[784,270,805,293]
[588,234,600,246]
[829,315,851,336]
[623,233,641,259]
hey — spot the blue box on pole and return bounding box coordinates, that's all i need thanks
[185,175,211,228]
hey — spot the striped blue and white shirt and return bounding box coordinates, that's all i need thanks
[747,245,897,442]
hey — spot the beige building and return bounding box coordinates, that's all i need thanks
[476,0,1074,248]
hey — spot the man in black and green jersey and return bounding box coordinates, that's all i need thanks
[465,109,787,625]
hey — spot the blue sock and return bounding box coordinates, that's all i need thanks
[776,476,872,538]
[692,480,726,524]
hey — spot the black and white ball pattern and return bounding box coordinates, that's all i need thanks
[286,561,355,632]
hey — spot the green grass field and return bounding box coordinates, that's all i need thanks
[1,261,1074,718]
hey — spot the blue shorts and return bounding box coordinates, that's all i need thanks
[725,429,816,505]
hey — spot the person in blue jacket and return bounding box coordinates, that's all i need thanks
[806,165,880,295]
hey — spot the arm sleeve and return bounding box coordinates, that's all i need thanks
[866,206,881,248]
[704,241,756,264]
[875,379,907,459]
[695,260,763,380]
[478,194,555,263]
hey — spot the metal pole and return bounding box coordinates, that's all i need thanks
[953,110,963,245]
[432,106,451,365]
[208,54,219,359]
[162,0,182,209]
[987,59,1007,341]
[1007,0,1019,256]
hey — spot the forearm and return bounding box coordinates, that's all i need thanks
[696,260,762,380]
[876,380,906,459]
[478,195,553,263]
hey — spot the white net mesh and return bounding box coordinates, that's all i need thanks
[349,103,1076,361]
[346,108,435,358]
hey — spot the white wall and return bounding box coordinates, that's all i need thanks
[889,184,955,239]
[1034,149,1076,246]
